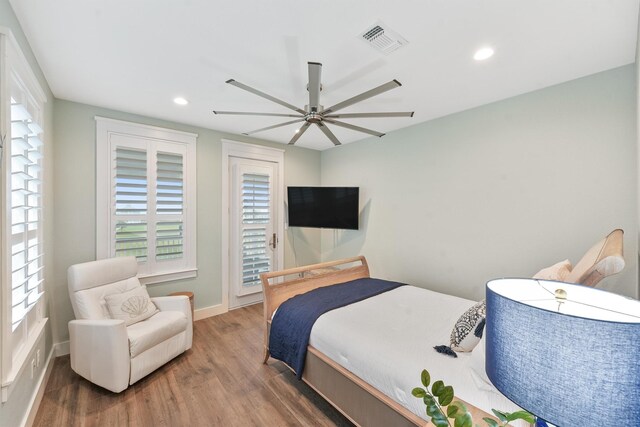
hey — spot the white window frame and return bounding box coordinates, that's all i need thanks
[96,117,198,285]
[0,28,48,402]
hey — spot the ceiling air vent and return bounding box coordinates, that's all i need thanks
[360,21,408,55]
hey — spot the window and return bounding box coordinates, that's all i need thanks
[96,118,197,284]
[1,30,48,400]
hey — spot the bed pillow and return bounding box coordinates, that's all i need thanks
[450,300,486,352]
[105,286,158,326]
[532,259,572,281]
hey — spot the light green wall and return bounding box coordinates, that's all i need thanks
[0,1,55,426]
[52,99,321,344]
[321,65,638,300]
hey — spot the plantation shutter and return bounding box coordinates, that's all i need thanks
[241,173,271,287]
[114,147,148,261]
[156,152,184,261]
[9,95,44,330]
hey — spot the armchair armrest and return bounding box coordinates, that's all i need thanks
[68,319,130,393]
[151,296,193,350]
[152,296,190,316]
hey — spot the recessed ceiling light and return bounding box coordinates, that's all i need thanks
[173,97,188,105]
[473,47,494,61]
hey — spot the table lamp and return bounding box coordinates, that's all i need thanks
[485,278,640,426]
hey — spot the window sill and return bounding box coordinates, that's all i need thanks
[139,268,198,285]
[1,317,48,403]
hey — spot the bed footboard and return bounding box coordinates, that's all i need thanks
[260,256,370,363]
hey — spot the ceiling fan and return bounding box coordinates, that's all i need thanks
[213,62,414,146]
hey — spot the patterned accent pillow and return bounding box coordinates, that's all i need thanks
[105,286,158,326]
[450,300,486,352]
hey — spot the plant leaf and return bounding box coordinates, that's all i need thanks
[422,370,431,387]
[449,401,468,414]
[431,418,450,427]
[505,411,536,423]
[491,409,508,422]
[432,380,445,397]
[454,412,473,427]
[425,396,440,418]
[412,387,427,398]
[447,404,459,418]
[438,385,454,406]
[426,404,442,419]
[482,418,498,427]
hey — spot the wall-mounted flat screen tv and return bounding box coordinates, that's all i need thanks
[287,187,359,230]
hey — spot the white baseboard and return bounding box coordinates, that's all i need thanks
[194,303,227,321]
[53,341,70,357]
[22,347,54,427]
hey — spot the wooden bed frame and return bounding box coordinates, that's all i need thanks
[260,256,494,427]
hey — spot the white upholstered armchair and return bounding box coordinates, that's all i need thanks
[67,256,192,393]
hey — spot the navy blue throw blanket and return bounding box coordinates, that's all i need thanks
[269,277,406,379]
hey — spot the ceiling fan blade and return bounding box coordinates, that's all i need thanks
[316,122,342,146]
[213,110,303,118]
[288,122,311,145]
[308,62,322,112]
[323,118,384,137]
[323,80,402,115]
[323,112,414,119]
[242,119,305,136]
[226,79,307,115]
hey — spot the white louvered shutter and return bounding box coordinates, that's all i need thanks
[241,173,271,288]
[114,147,148,261]
[155,152,184,261]
[8,91,44,330]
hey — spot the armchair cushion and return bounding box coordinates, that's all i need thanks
[74,277,140,320]
[127,311,188,357]
[105,286,158,326]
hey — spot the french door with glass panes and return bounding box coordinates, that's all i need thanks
[229,157,279,308]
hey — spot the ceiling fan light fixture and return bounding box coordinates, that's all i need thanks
[473,47,495,61]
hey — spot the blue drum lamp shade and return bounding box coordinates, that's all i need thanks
[485,278,640,426]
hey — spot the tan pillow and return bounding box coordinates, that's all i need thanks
[533,259,573,281]
[105,286,158,326]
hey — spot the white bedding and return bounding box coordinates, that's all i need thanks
[307,285,522,422]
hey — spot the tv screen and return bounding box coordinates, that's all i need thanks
[287,187,359,230]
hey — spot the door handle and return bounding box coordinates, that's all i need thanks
[271,233,277,249]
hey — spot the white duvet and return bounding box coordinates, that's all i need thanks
[307,285,522,422]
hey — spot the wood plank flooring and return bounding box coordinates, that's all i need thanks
[34,303,352,427]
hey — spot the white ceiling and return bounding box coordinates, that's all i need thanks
[10,0,640,150]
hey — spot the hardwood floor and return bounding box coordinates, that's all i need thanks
[34,304,352,427]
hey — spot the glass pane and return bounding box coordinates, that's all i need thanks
[242,173,270,224]
[156,221,183,261]
[115,221,148,261]
[115,148,147,215]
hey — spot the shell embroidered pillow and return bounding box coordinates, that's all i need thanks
[105,286,158,326]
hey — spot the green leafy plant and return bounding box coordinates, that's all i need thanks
[412,369,535,427]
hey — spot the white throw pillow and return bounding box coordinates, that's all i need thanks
[105,286,158,326]
[450,300,486,352]
[533,259,572,281]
